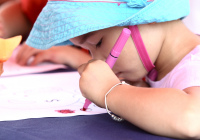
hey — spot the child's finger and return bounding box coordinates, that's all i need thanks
[78,59,97,75]
[87,59,97,63]
[30,52,48,66]
[77,63,87,76]
[15,44,31,64]
[17,49,34,65]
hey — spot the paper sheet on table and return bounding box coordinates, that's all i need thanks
[0,72,106,121]
[1,46,67,77]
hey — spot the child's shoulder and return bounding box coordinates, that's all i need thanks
[147,45,200,90]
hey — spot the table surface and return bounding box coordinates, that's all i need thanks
[0,113,180,140]
[0,68,180,140]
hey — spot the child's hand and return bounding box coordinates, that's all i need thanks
[78,60,120,108]
[16,42,42,66]
[16,43,92,69]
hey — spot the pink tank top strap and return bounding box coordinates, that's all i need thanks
[128,25,157,81]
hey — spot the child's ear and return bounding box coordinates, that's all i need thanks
[0,35,22,62]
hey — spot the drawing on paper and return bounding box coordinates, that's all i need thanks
[0,72,107,121]
[0,86,82,109]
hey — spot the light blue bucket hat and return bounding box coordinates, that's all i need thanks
[26,0,190,50]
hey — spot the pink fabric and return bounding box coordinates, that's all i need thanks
[129,25,157,81]
[146,45,200,90]
[129,26,155,72]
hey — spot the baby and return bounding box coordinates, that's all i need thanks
[25,0,200,139]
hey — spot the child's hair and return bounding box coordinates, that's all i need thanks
[26,0,190,50]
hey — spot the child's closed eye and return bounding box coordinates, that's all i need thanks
[96,38,102,48]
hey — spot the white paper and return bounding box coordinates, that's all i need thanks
[1,46,68,77]
[0,72,106,121]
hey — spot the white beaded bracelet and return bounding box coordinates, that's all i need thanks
[105,81,129,122]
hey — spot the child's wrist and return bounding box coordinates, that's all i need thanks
[105,81,129,122]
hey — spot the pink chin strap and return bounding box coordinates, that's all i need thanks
[128,25,157,81]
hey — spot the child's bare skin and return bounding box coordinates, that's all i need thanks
[0,0,32,39]
[74,21,200,139]
[16,43,92,69]
[0,0,14,5]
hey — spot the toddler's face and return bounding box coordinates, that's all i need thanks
[70,26,147,81]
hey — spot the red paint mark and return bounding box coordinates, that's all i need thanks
[81,107,87,111]
[80,108,92,111]
[56,109,75,114]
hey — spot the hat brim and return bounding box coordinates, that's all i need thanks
[27,0,190,49]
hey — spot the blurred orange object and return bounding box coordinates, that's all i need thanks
[0,35,22,75]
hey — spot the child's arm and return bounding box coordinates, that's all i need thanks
[16,43,92,69]
[78,60,200,139]
[0,0,31,39]
[107,84,200,139]
[0,0,15,5]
